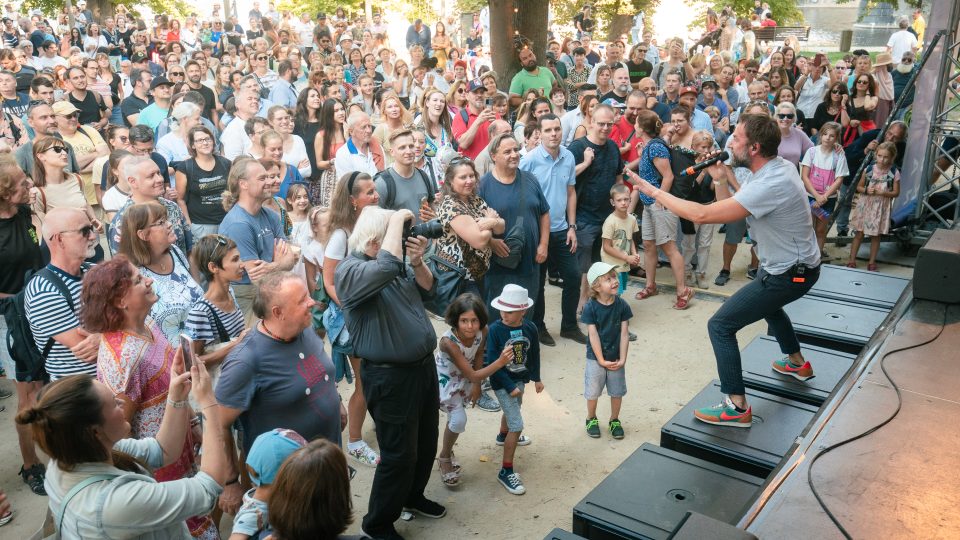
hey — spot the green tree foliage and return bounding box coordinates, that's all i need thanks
[709,0,803,24]
[23,0,192,19]
[275,0,364,17]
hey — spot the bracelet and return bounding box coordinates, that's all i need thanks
[201,402,218,411]
[168,398,189,409]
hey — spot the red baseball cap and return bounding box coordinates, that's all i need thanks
[679,85,699,97]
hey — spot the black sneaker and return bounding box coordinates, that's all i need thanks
[20,463,46,495]
[539,328,556,347]
[548,276,564,287]
[608,419,625,439]
[361,526,406,540]
[714,269,731,286]
[586,417,601,438]
[746,267,758,280]
[628,330,637,342]
[403,497,447,519]
[560,328,588,344]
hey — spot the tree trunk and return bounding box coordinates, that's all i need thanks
[607,14,634,42]
[489,0,549,91]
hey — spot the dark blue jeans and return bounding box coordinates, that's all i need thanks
[534,229,581,333]
[707,266,819,396]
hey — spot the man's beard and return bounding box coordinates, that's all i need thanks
[730,147,751,168]
[523,62,537,72]
[895,63,913,75]
[617,84,630,94]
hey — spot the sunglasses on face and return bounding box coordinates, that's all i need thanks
[55,224,96,239]
[777,113,795,119]
[48,145,68,153]
[857,79,869,84]
[169,71,184,76]
[256,55,267,61]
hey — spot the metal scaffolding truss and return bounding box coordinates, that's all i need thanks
[911,19,960,240]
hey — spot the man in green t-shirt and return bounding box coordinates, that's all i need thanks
[508,47,556,108]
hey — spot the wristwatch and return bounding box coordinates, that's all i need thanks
[569,223,578,231]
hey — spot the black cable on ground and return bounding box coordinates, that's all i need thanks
[806,304,950,539]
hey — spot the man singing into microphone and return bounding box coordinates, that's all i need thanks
[629,114,821,428]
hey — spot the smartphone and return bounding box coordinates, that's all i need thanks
[484,97,493,109]
[179,334,195,371]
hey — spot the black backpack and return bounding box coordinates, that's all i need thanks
[376,167,437,210]
[0,268,73,383]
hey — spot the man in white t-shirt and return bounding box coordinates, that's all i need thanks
[887,18,918,64]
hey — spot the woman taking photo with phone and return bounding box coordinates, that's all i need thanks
[78,255,221,540]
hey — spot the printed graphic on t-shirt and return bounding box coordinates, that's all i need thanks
[505,329,530,375]
[296,351,334,415]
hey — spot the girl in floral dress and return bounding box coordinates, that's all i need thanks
[847,142,900,271]
[435,294,512,487]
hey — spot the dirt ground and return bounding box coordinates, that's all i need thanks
[0,238,914,539]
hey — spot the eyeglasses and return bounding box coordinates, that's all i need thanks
[831,89,843,95]
[256,55,267,61]
[169,71,184,76]
[902,57,914,63]
[53,224,96,240]
[856,79,869,84]
[194,137,213,144]
[147,218,169,228]
[595,121,614,128]
[746,68,758,73]
[638,48,648,53]
[456,88,465,93]
[777,113,795,120]
[47,145,68,154]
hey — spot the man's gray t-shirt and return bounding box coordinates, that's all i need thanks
[219,204,286,285]
[733,156,821,275]
[215,328,341,455]
[374,167,433,224]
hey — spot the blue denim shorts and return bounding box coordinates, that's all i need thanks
[584,358,627,399]
[494,386,525,432]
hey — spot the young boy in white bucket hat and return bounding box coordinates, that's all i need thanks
[484,284,544,495]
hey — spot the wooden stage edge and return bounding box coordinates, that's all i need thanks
[740,284,960,539]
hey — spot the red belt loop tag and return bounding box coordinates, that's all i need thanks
[792,277,806,283]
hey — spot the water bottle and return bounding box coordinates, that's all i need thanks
[810,199,830,221]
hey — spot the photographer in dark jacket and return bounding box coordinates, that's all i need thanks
[334,206,445,540]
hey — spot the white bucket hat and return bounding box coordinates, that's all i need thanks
[491,284,534,312]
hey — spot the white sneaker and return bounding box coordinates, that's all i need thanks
[347,441,380,467]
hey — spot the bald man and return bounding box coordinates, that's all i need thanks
[24,207,101,381]
[474,119,512,176]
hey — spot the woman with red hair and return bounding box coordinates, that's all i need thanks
[82,255,220,539]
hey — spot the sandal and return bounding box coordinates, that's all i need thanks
[436,457,460,487]
[635,286,658,300]
[0,490,11,527]
[673,287,694,310]
[846,262,857,268]
[20,464,46,496]
[449,451,461,472]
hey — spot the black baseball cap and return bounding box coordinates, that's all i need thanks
[150,76,174,90]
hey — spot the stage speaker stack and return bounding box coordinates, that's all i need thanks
[667,511,759,540]
[779,296,889,354]
[571,443,764,539]
[659,381,819,478]
[544,529,588,540]
[808,264,909,309]
[913,228,960,303]
[739,335,857,406]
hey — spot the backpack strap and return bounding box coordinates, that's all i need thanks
[459,107,469,126]
[56,474,119,536]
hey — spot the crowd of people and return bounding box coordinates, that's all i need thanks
[0,2,924,539]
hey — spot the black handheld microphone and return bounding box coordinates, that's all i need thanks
[679,151,729,177]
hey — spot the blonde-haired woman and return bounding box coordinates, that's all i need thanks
[373,93,413,165]
[416,87,456,179]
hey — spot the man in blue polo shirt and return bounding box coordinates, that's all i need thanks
[520,113,587,346]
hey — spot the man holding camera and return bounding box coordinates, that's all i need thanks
[374,129,436,224]
[335,207,444,540]
[631,115,821,429]
[453,78,498,160]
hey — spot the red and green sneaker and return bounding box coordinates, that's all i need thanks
[694,398,753,428]
[771,357,815,381]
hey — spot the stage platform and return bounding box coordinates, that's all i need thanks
[740,296,960,539]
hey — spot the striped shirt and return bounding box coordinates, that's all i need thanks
[185,290,246,347]
[24,263,96,380]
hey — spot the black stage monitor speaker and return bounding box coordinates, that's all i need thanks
[781,296,889,354]
[914,228,960,303]
[660,380,819,478]
[809,264,909,309]
[667,511,759,540]
[572,443,763,540]
[740,335,857,406]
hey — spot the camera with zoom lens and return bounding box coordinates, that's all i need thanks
[404,219,444,240]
